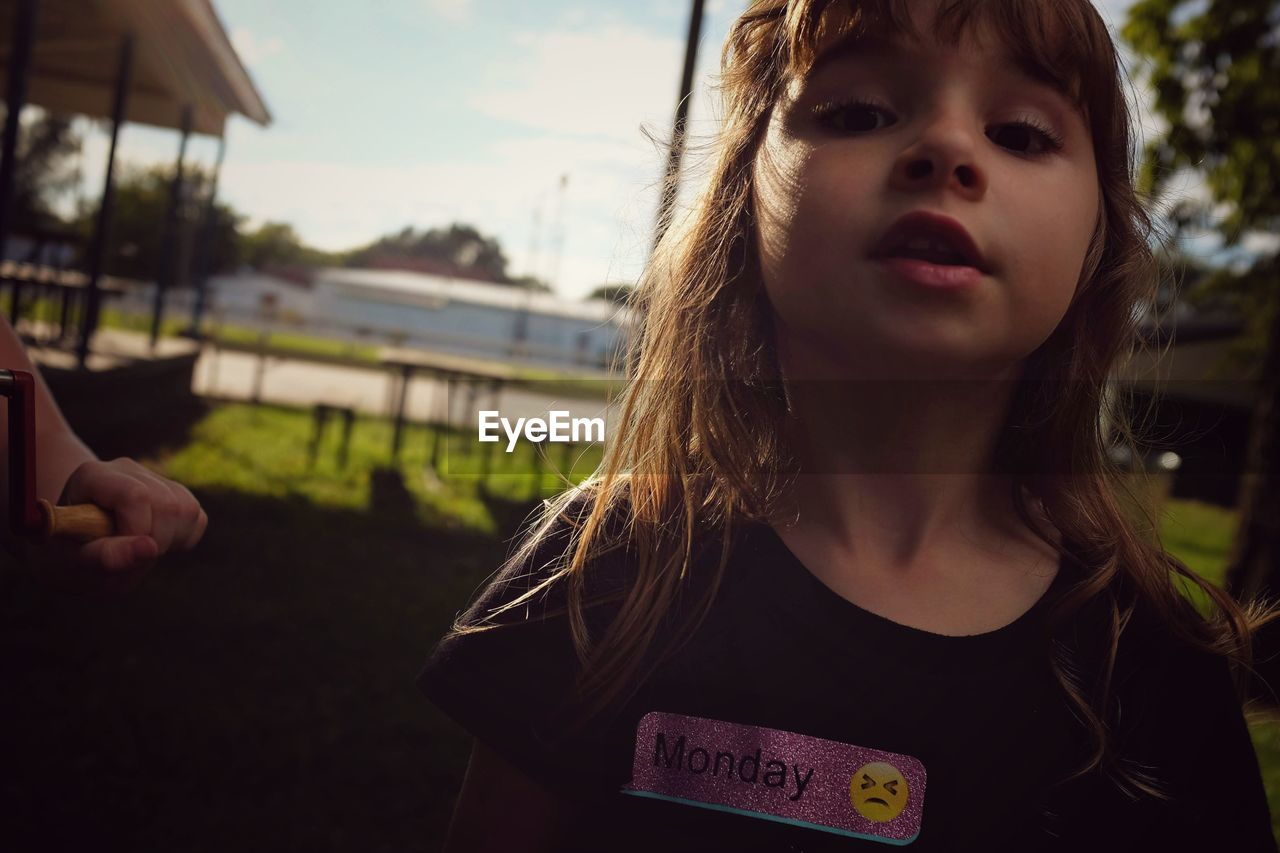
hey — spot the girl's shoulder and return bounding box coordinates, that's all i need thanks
[1052,565,1244,714]
[1097,581,1249,721]
[456,486,641,630]
[419,488,643,794]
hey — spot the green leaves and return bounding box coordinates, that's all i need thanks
[1123,0,1280,242]
[1123,0,1279,364]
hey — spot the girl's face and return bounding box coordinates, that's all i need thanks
[753,3,1100,380]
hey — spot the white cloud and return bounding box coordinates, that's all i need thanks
[423,0,472,24]
[230,27,285,66]
[469,26,686,144]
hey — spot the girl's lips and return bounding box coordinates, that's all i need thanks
[875,256,985,289]
[873,210,991,273]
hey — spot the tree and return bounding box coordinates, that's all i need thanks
[346,222,511,283]
[240,221,342,270]
[1122,0,1280,599]
[77,163,242,281]
[9,111,81,233]
[506,274,553,293]
[587,283,636,305]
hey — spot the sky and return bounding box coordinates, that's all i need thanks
[73,0,1257,301]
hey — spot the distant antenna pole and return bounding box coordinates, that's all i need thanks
[547,173,568,290]
[652,0,705,254]
[525,195,543,281]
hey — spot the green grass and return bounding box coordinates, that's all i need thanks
[1159,498,1238,585]
[103,306,190,338]
[156,402,604,536]
[1158,495,1239,615]
[14,295,191,339]
[207,323,383,363]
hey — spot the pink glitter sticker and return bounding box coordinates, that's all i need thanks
[621,711,926,845]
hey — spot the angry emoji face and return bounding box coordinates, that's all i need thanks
[849,761,909,822]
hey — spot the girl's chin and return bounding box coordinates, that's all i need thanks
[780,332,1016,382]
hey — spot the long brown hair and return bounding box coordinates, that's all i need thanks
[447,0,1274,800]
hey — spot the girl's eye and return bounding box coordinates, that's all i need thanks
[811,99,1065,158]
[812,99,894,133]
[988,119,1065,157]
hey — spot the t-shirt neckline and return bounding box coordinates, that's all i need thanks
[747,520,1072,660]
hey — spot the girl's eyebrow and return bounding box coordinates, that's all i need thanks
[807,32,1075,104]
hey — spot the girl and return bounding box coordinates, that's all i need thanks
[420,1,1277,850]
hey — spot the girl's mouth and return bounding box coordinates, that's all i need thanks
[875,256,985,289]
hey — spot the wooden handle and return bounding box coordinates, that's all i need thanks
[37,498,116,542]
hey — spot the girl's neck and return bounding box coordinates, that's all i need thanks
[773,352,1032,571]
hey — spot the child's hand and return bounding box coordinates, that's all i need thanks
[53,458,207,577]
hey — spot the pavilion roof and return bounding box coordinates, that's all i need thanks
[0,0,271,136]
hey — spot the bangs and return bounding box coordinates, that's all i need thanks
[783,0,1115,118]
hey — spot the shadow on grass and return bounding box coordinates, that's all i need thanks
[87,397,213,461]
[477,484,548,541]
[369,467,417,524]
[0,484,533,853]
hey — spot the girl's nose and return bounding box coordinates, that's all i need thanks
[889,111,988,201]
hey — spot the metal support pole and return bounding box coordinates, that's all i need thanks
[250,329,268,404]
[460,381,479,457]
[480,430,496,487]
[0,0,40,258]
[151,105,192,348]
[652,0,705,253]
[307,404,329,470]
[478,379,501,487]
[189,133,226,338]
[390,363,412,463]
[337,408,355,469]
[430,375,454,472]
[76,33,134,369]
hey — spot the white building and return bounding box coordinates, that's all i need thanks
[207,267,633,371]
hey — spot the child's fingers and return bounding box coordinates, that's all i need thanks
[151,478,206,553]
[76,535,158,573]
[180,509,209,551]
[60,459,206,556]
[62,461,154,542]
[125,472,190,554]
[119,473,204,555]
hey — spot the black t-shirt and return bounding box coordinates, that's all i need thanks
[419,502,1276,852]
